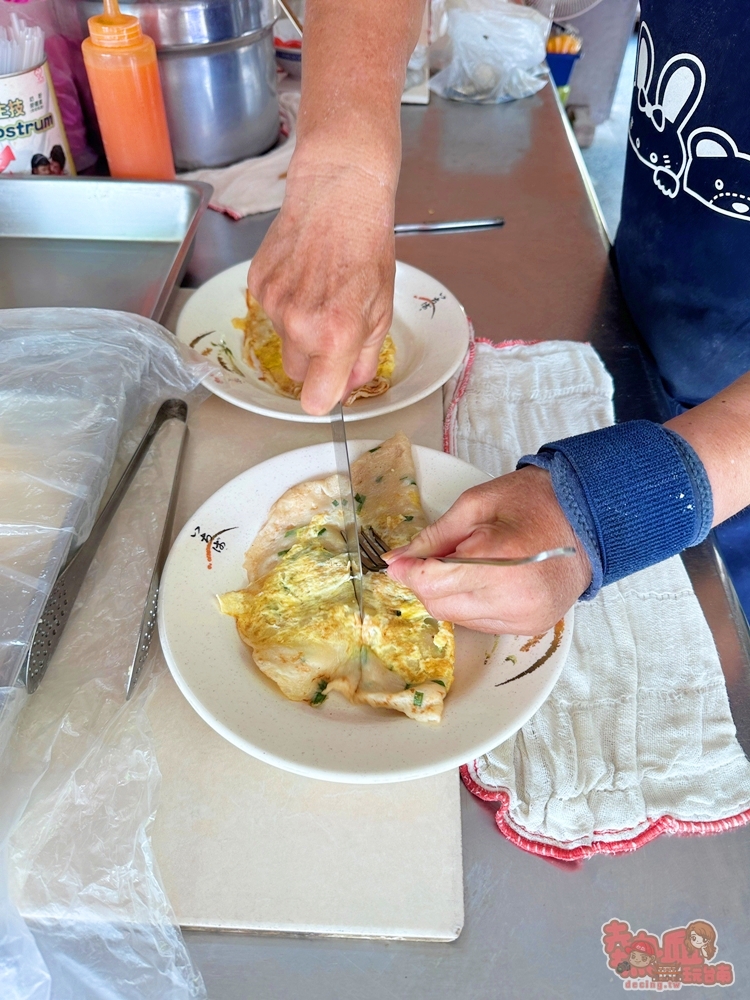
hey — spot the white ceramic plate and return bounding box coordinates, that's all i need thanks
[158,441,573,783]
[175,260,470,423]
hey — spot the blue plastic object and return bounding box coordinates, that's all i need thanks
[546,51,581,87]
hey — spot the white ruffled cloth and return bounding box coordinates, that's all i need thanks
[446,338,750,859]
[182,92,300,220]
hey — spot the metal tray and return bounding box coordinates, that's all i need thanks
[0,177,211,321]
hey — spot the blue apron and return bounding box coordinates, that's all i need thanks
[615,2,750,616]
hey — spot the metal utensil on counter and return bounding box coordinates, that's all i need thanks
[0,177,209,319]
[126,402,189,698]
[74,0,279,170]
[358,526,576,573]
[23,399,188,696]
[330,402,364,618]
[276,0,303,37]
[394,217,505,235]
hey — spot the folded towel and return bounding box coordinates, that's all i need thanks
[445,338,750,859]
[181,92,300,220]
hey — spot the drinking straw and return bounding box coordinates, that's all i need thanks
[0,12,45,75]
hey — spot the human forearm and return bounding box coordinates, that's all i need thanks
[247,0,424,415]
[295,0,425,174]
[666,372,750,526]
[386,375,750,633]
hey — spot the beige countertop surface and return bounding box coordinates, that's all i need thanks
[149,291,464,939]
[179,84,750,1000]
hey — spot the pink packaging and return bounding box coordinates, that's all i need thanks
[0,0,98,170]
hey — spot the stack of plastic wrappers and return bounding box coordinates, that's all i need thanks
[0,309,212,999]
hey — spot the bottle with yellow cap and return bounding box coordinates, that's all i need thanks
[82,0,174,180]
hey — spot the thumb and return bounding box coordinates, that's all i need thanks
[385,493,482,561]
[300,349,358,416]
[452,522,523,559]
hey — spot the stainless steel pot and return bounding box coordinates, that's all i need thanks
[157,26,279,170]
[75,0,280,170]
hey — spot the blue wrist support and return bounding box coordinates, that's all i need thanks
[519,420,713,600]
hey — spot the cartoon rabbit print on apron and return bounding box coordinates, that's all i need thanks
[630,20,750,221]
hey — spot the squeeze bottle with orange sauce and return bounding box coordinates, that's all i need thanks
[82,0,174,180]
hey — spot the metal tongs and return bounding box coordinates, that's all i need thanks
[22,399,188,697]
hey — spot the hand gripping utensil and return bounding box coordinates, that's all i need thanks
[22,399,188,696]
[358,526,577,572]
[330,402,364,619]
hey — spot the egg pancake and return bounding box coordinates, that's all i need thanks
[232,293,396,404]
[218,433,455,723]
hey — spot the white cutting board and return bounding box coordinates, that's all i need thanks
[149,669,463,939]
[152,291,464,939]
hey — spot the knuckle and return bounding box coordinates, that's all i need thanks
[281,346,307,376]
[395,560,429,594]
[421,597,444,620]
[413,561,462,600]
[317,322,362,357]
[277,303,307,336]
[414,523,438,547]
[255,287,286,329]
[452,488,484,520]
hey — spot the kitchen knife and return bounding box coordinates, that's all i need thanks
[331,401,364,618]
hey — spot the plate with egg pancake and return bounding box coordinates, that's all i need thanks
[158,438,573,783]
[174,260,471,423]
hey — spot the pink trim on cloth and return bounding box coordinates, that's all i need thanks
[442,336,541,453]
[460,765,750,862]
[445,337,750,860]
[218,208,244,221]
[442,340,476,454]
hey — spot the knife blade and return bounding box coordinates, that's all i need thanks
[330,401,364,619]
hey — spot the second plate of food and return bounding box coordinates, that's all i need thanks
[158,439,573,783]
[174,260,470,422]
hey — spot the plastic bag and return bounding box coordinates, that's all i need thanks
[0,308,211,999]
[0,308,210,690]
[429,0,549,104]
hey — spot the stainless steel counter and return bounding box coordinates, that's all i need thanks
[182,84,750,998]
